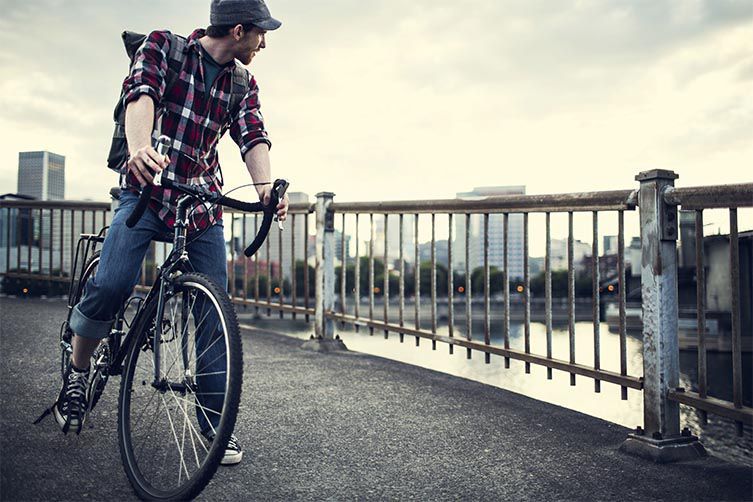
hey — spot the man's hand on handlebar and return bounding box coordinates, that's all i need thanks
[127,145,169,187]
[257,184,289,222]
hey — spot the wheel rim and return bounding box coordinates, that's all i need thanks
[121,280,235,498]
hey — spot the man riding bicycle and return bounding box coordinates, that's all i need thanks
[52,0,289,466]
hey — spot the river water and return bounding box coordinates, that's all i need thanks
[239,310,752,468]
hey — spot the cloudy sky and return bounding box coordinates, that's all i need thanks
[0,0,751,209]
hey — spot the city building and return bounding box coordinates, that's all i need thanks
[549,238,592,273]
[602,235,619,256]
[17,151,65,200]
[452,186,526,279]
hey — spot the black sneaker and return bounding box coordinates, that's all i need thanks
[53,363,90,434]
[205,431,243,465]
[222,434,243,465]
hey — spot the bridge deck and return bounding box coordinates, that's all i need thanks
[1,297,751,501]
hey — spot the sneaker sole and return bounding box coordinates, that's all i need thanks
[52,405,84,431]
[221,450,243,465]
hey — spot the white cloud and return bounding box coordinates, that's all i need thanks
[0,0,751,209]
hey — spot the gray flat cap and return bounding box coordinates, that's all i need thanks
[210,0,281,30]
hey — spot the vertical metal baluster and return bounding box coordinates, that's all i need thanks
[729,208,743,436]
[618,210,627,399]
[430,214,437,349]
[568,211,576,386]
[341,213,346,325]
[6,208,11,274]
[59,209,64,278]
[484,213,490,363]
[369,213,375,335]
[465,213,471,358]
[399,213,405,342]
[304,213,310,321]
[524,213,530,373]
[70,210,75,279]
[18,207,24,272]
[384,214,389,338]
[230,213,236,298]
[266,222,271,316]
[695,210,707,423]
[254,214,260,313]
[592,211,601,392]
[354,214,360,330]
[27,206,33,272]
[291,214,297,318]
[448,214,454,355]
[503,213,510,368]
[278,216,284,318]
[545,212,552,379]
[415,213,421,346]
[243,214,248,303]
[38,208,43,273]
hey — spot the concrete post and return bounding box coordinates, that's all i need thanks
[302,192,347,352]
[620,169,705,462]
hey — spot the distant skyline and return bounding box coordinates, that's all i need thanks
[1,0,750,251]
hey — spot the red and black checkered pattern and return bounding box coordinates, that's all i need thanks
[119,28,271,231]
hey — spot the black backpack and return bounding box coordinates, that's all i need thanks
[106,30,250,172]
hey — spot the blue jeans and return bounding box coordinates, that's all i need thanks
[70,190,228,432]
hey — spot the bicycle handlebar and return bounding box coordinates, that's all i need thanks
[123,136,289,258]
[125,136,170,229]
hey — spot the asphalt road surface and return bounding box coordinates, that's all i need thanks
[1,297,751,501]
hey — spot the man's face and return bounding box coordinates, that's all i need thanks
[235,26,266,65]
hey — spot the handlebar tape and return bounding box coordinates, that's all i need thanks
[125,184,153,228]
[243,208,274,257]
[243,178,288,257]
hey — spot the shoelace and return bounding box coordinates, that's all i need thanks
[226,435,240,451]
[63,370,88,414]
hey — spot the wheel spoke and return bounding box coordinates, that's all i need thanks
[120,276,239,498]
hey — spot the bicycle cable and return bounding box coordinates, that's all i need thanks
[182,181,273,249]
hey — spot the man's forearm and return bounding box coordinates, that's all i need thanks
[244,143,272,197]
[125,95,156,155]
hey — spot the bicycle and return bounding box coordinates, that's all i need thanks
[36,136,289,500]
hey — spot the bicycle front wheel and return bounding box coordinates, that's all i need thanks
[117,273,243,500]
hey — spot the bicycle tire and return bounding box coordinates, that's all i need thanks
[117,272,243,501]
[60,251,101,379]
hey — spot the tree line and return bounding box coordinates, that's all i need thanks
[233,257,610,299]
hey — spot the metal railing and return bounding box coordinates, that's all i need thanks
[0,200,110,284]
[324,191,643,394]
[662,180,752,434]
[1,170,751,452]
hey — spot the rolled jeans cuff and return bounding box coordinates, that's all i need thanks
[69,305,114,340]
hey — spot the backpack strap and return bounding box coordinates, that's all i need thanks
[228,66,250,119]
[112,32,187,139]
[163,32,187,99]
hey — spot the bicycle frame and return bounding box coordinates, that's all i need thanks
[107,193,198,383]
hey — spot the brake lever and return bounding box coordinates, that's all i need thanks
[273,179,290,231]
[152,135,171,186]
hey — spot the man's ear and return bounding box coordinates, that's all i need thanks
[231,24,244,40]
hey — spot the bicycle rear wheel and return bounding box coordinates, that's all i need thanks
[117,272,243,500]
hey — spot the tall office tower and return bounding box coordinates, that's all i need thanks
[17,151,65,200]
[452,186,526,280]
[15,152,66,269]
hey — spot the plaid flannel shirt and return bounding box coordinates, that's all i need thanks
[120,28,271,231]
